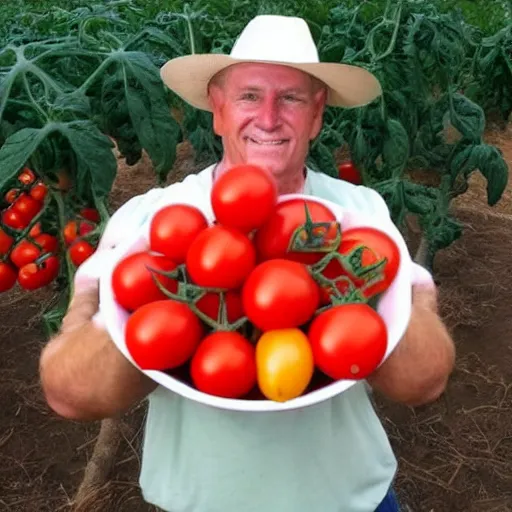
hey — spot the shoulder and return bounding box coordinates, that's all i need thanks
[306,169,390,218]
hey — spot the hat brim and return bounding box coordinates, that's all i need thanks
[160,54,382,111]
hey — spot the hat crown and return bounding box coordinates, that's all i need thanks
[230,15,319,64]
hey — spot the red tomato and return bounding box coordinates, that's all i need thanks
[10,240,41,268]
[191,331,257,398]
[0,262,17,292]
[308,303,387,380]
[29,222,42,238]
[253,198,338,264]
[69,240,95,267]
[63,220,95,246]
[34,233,58,253]
[30,182,48,202]
[0,227,14,254]
[242,259,320,331]
[79,207,101,223]
[195,290,244,324]
[2,208,30,230]
[338,161,362,185]
[186,225,256,289]
[112,251,178,312]
[150,204,208,264]
[323,227,400,299]
[125,300,205,370]
[211,164,278,233]
[13,193,42,221]
[18,168,36,186]
[18,255,60,290]
[4,189,19,204]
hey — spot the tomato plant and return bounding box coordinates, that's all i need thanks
[186,225,256,289]
[18,255,60,291]
[191,331,257,398]
[253,198,338,264]
[69,240,95,267]
[150,204,208,264]
[125,300,205,370]
[242,259,320,331]
[211,164,278,233]
[0,262,17,292]
[337,161,362,185]
[112,251,179,312]
[256,328,314,402]
[308,303,388,381]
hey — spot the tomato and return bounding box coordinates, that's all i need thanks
[2,208,30,230]
[0,227,14,254]
[29,182,48,202]
[190,331,257,398]
[63,220,95,246]
[338,161,362,185]
[242,259,320,331]
[253,198,338,264]
[4,189,19,204]
[195,290,244,323]
[69,240,95,266]
[13,193,42,221]
[0,262,17,292]
[125,300,205,370]
[112,251,178,312]
[211,164,277,233]
[34,233,58,253]
[18,255,60,290]
[79,207,101,223]
[18,168,36,186]
[10,240,40,268]
[186,225,256,289]
[150,204,208,264]
[323,227,400,299]
[256,328,314,402]
[308,303,387,380]
[29,222,42,238]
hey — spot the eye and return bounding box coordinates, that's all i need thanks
[282,94,302,103]
[240,92,259,101]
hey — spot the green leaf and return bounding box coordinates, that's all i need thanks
[308,141,337,178]
[382,118,409,176]
[449,93,486,142]
[474,144,509,205]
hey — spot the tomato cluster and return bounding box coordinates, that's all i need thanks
[112,164,401,402]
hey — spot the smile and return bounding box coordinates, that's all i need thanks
[246,137,288,145]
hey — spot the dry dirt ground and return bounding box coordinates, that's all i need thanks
[1,124,512,512]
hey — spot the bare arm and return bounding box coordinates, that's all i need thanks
[367,283,455,407]
[39,284,157,422]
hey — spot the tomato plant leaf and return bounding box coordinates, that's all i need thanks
[382,118,409,177]
[449,93,486,142]
[307,141,338,178]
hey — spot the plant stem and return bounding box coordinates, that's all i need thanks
[78,54,116,94]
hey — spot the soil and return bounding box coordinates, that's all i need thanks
[1,126,512,512]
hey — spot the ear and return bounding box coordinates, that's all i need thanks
[309,87,327,140]
[207,84,226,136]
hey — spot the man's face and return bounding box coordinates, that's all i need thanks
[208,62,327,178]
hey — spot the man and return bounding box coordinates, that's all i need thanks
[39,15,455,512]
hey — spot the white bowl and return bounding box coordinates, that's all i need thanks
[99,194,412,412]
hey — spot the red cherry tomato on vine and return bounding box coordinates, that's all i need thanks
[242,259,321,331]
[34,233,58,254]
[125,300,205,371]
[2,208,30,230]
[191,331,257,398]
[12,193,42,221]
[79,208,101,223]
[211,164,278,233]
[195,290,244,324]
[253,198,338,264]
[186,225,256,289]
[18,168,36,186]
[0,262,17,292]
[150,204,208,264]
[308,303,387,380]
[4,189,19,204]
[28,222,42,238]
[112,251,178,312]
[18,255,60,290]
[10,240,40,268]
[63,220,94,246]
[338,161,362,185]
[69,240,95,267]
[29,182,48,202]
[0,227,14,254]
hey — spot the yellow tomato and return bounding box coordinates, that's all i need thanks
[256,328,314,402]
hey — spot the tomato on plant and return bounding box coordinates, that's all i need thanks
[195,290,244,323]
[150,204,208,264]
[0,262,17,292]
[308,303,388,381]
[186,225,256,289]
[0,227,14,254]
[79,207,101,223]
[69,240,95,267]
[2,208,30,230]
[242,259,320,331]
[18,255,60,290]
[112,251,178,312]
[191,331,257,398]
[125,300,205,371]
[338,161,362,185]
[34,234,58,254]
[29,222,42,238]
[29,182,48,202]
[10,240,40,268]
[18,168,36,186]
[211,164,278,233]
[63,220,95,246]
[253,198,337,264]
[4,189,19,204]
[256,328,314,402]
[13,193,42,221]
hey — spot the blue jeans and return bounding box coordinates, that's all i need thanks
[375,488,401,512]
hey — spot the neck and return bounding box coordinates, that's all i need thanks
[213,158,306,195]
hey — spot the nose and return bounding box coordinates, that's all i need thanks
[256,97,280,131]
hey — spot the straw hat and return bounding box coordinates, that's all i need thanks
[160,14,382,111]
